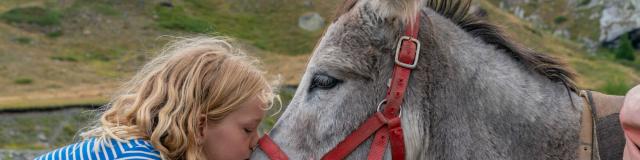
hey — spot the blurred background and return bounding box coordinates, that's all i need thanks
[0,0,639,159]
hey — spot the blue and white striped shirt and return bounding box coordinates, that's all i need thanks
[35,138,161,160]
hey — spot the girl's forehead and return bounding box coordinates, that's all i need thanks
[232,97,267,117]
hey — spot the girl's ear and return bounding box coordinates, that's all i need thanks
[196,115,207,145]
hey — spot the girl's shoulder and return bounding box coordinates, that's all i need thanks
[35,138,161,160]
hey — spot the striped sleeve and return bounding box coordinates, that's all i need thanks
[34,138,161,160]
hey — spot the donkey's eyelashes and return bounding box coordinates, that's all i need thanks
[309,74,341,91]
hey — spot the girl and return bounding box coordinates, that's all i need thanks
[36,37,277,160]
[622,85,640,160]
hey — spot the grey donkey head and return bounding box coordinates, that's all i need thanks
[253,0,581,159]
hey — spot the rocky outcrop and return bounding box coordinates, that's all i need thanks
[494,0,640,50]
[599,0,640,49]
[603,28,640,50]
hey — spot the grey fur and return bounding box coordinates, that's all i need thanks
[252,1,585,159]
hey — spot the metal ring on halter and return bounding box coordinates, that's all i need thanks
[376,99,402,117]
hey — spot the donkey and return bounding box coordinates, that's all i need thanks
[253,0,625,159]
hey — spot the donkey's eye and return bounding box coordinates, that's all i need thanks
[310,74,341,91]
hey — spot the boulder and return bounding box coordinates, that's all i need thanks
[599,0,640,42]
[298,12,324,31]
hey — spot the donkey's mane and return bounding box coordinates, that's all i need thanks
[334,0,578,91]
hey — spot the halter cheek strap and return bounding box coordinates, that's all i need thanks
[364,12,421,160]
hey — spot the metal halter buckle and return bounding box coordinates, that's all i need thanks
[376,99,402,117]
[394,36,421,69]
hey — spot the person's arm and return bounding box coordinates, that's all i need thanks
[621,85,640,160]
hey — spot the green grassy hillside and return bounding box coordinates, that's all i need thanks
[0,0,336,109]
[1,0,640,153]
[0,0,638,109]
[477,0,640,94]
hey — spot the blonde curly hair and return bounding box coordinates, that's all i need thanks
[80,36,276,160]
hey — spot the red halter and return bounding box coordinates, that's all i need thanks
[257,12,422,160]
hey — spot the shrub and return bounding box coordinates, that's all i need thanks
[14,78,33,85]
[0,7,61,26]
[579,0,591,6]
[46,30,63,38]
[615,34,635,61]
[14,37,32,44]
[554,16,568,24]
[50,55,79,62]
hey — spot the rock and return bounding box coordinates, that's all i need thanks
[159,1,173,8]
[493,0,640,50]
[599,0,640,42]
[37,133,47,141]
[303,0,313,8]
[579,37,599,54]
[631,28,640,49]
[298,12,324,31]
[83,29,91,35]
[603,28,640,50]
[513,6,525,19]
[554,29,571,39]
[525,14,547,29]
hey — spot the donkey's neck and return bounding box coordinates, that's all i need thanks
[414,10,585,159]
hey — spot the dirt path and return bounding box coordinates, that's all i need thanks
[0,83,117,110]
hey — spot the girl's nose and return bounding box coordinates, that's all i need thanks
[250,132,260,148]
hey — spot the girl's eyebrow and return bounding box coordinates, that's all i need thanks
[251,118,262,124]
[244,118,262,125]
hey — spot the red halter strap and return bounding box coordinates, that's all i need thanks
[258,12,422,160]
[258,135,289,160]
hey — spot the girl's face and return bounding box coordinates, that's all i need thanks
[202,96,266,160]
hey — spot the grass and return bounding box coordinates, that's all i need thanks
[154,6,212,33]
[598,78,633,95]
[152,0,328,55]
[46,30,62,38]
[13,78,32,85]
[49,48,124,63]
[0,6,61,26]
[13,36,31,44]
[0,96,107,111]
[0,108,95,150]
[0,0,637,113]
[0,0,639,151]
[63,0,122,17]
[91,3,120,16]
[589,48,640,72]
[486,0,602,43]
[479,0,640,91]
[0,0,330,107]
[50,55,79,62]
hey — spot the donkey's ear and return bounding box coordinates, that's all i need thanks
[368,0,425,22]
